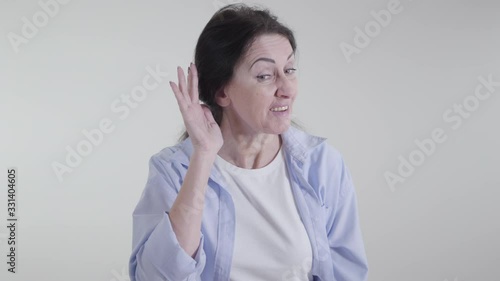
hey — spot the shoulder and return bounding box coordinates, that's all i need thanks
[282,125,345,168]
[303,136,348,188]
[149,138,193,168]
[284,126,352,207]
[143,140,194,192]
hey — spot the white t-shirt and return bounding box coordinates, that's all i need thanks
[214,146,313,281]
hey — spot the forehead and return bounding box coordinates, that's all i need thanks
[242,34,293,62]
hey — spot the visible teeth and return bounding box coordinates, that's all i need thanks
[270,106,288,112]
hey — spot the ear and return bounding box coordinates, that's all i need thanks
[215,87,230,107]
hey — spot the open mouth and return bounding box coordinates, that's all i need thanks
[270,105,289,112]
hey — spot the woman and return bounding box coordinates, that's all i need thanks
[129,3,368,281]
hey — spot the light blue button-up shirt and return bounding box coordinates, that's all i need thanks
[129,126,369,281]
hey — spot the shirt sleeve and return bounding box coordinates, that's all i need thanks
[327,157,369,281]
[129,154,206,281]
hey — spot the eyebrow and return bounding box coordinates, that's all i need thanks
[249,51,295,70]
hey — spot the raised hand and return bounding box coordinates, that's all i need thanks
[169,63,223,155]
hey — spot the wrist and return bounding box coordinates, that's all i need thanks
[192,149,218,161]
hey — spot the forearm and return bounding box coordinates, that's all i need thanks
[168,150,216,258]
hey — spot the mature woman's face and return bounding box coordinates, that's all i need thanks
[217,34,298,136]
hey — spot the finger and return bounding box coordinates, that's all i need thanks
[201,104,217,125]
[177,66,190,102]
[169,81,186,108]
[190,63,199,103]
[187,64,193,101]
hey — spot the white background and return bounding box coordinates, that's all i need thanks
[1,0,499,280]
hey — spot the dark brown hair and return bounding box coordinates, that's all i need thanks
[178,3,303,142]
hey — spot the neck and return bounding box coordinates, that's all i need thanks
[217,117,282,169]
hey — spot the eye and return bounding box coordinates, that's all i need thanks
[256,68,297,81]
[256,74,273,81]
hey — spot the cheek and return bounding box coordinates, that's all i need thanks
[248,97,270,116]
[240,97,270,123]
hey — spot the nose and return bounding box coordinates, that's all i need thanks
[274,71,296,98]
